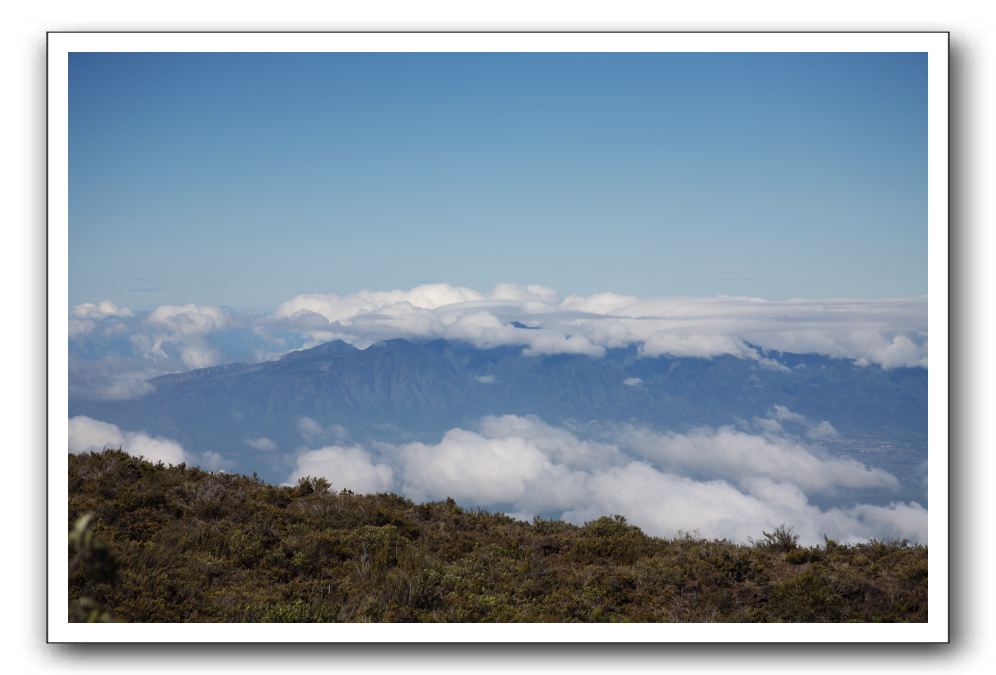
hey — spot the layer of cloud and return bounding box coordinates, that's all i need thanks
[266,283,928,368]
[246,436,277,451]
[69,283,928,400]
[615,425,896,495]
[284,412,925,545]
[68,416,188,465]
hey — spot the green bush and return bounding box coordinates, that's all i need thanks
[757,524,800,552]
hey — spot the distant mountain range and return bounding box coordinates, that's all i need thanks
[70,338,927,484]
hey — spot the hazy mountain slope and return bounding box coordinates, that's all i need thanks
[70,338,928,483]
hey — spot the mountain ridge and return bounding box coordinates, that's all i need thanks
[70,337,928,485]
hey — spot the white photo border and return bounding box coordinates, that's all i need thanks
[47,31,949,643]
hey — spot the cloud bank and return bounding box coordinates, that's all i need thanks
[68,415,189,465]
[271,284,927,367]
[69,283,927,400]
[285,410,926,545]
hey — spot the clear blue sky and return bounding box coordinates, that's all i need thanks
[69,52,927,311]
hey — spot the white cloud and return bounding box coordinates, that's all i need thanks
[246,436,277,451]
[399,428,568,506]
[616,424,897,494]
[72,300,132,320]
[273,283,486,325]
[143,304,231,369]
[521,332,605,357]
[69,285,928,401]
[623,377,643,387]
[68,416,188,465]
[489,283,560,304]
[70,301,134,337]
[68,416,124,452]
[284,414,924,545]
[297,416,347,444]
[269,285,928,368]
[476,375,497,384]
[287,445,395,494]
[639,331,754,360]
[806,420,840,441]
[758,405,840,441]
[770,404,808,425]
[146,303,228,333]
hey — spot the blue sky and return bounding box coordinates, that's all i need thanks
[69,52,927,311]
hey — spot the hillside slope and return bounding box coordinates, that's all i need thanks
[69,451,927,623]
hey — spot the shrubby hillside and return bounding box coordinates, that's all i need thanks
[69,450,927,623]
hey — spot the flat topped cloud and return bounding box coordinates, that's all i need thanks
[270,283,928,368]
[69,283,927,400]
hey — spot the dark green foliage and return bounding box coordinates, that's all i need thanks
[69,450,927,623]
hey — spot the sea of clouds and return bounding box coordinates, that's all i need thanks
[69,282,928,400]
[67,284,929,544]
[68,404,927,546]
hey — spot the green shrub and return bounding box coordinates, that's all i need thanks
[757,524,799,552]
[68,451,927,623]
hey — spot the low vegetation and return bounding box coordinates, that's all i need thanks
[69,450,928,623]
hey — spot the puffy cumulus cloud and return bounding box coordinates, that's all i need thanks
[67,416,124,452]
[398,428,575,507]
[475,415,627,472]
[68,416,188,465]
[287,445,395,494]
[836,502,928,544]
[283,414,925,545]
[615,424,897,494]
[146,304,228,333]
[71,300,132,321]
[570,472,926,546]
[143,304,232,369]
[70,301,134,337]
